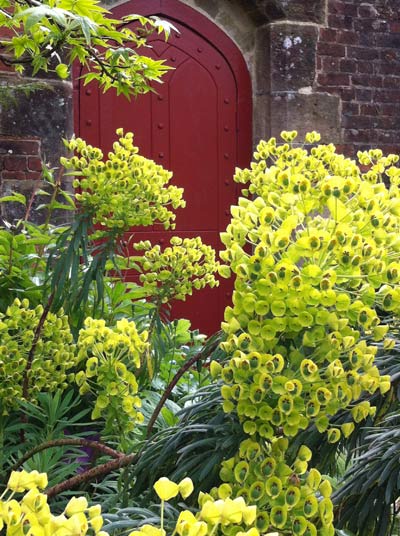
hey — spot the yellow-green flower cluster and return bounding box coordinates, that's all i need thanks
[210,438,334,536]
[133,237,219,303]
[217,132,397,442]
[129,476,273,536]
[61,129,185,239]
[0,298,77,413]
[76,318,148,432]
[2,470,107,536]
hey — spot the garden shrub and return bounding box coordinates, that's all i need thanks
[75,317,148,436]
[0,298,76,414]
[62,131,186,240]
[212,131,400,534]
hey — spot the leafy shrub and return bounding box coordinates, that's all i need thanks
[213,131,400,534]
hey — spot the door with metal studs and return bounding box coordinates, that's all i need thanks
[74,0,252,334]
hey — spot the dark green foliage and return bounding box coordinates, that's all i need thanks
[290,323,400,536]
[132,382,245,502]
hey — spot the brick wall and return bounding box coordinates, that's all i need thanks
[316,0,400,154]
[0,138,42,182]
[0,137,44,221]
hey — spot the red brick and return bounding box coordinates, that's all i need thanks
[343,115,373,129]
[376,34,400,48]
[376,130,399,144]
[383,77,400,89]
[329,1,357,16]
[352,74,382,87]
[0,27,15,39]
[328,14,353,30]
[2,171,26,180]
[317,42,346,57]
[378,145,400,155]
[390,22,400,33]
[0,61,16,73]
[373,116,400,130]
[328,0,344,14]
[28,157,43,172]
[377,62,400,76]
[321,56,340,71]
[336,30,358,45]
[340,88,356,101]
[26,171,42,180]
[317,73,350,86]
[358,32,377,48]
[347,46,379,60]
[4,155,27,171]
[380,104,400,115]
[344,129,372,143]
[357,61,374,74]
[360,104,380,115]
[0,138,40,156]
[380,49,400,62]
[373,90,400,103]
[354,18,386,33]
[335,144,355,156]
[355,88,373,102]
[340,59,356,73]
[342,102,360,114]
[319,28,338,42]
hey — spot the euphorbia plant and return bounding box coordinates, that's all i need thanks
[212,131,400,534]
[1,470,107,535]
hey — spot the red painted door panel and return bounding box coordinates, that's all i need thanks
[74,0,252,334]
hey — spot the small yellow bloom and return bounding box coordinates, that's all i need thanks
[176,510,197,528]
[178,478,194,499]
[153,478,179,501]
[242,505,257,526]
[89,515,104,533]
[88,505,101,519]
[200,500,222,524]
[237,529,260,536]
[21,488,47,515]
[7,470,47,493]
[63,512,88,535]
[65,496,88,517]
[222,497,246,524]
[140,524,166,536]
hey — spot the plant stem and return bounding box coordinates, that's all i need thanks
[160,499,164,532]
[146,334,221,438]
[45,452,138,498]
[22,292,55,401]
[10,438,123,471]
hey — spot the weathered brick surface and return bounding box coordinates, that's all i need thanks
[0,137,42,181]
[316,0,400,154]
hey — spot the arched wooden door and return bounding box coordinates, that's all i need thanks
[74,0,252,335]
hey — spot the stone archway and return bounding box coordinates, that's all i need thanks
[177,0,341,146]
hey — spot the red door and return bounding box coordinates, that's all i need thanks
[74,0,252,335]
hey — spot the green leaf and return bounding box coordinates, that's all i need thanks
[0,192,26,205]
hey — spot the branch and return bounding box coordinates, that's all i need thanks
[146,334,221,438]
[45,452,138,498]
[10,438,123,471]
[22,292,55,400]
